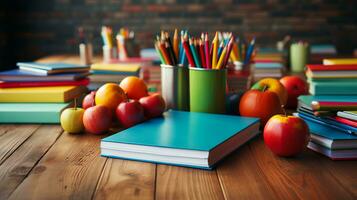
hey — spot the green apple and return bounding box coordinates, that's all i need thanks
[60,108,85,134]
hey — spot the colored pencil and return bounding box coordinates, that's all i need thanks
[154,42,166,64]
[173,29,179,61]
[182,34,196,67]
[205,33,211,69]
[189,37,201,68]
[216,46,227,69]
[212,32,219,69]
[199,39,206,68]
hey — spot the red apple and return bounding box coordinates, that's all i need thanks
[239,89,283,126]
[83,105,112,134]
[139,93,166,118]
[264,114,310,157]
[82,91,96,109]
[280,76,308,108]
[116,100,145,128]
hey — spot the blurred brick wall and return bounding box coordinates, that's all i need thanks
[0,0,356,68]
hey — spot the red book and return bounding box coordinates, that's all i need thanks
[334,116,357,128]
[307,64,357,71]
[0,78,89,88]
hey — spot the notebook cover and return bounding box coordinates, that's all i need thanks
[102,110,259,151]
[334,116,357,128]
[0,69,90,81]
[323,58,357,65]
[298,112,357,135]
[0,86,86,103]
[337,111,357,121]
[296,113,357,140]
[91,63,140,72]
[307,64,357,71]
[0,78,89,88]
[17,62,89,71]
[298,95,357,105]
[0,102,71,123]
[309,82,357,95]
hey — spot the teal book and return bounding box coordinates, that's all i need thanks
[17,62,89,75]
[299,95,357,106]
[0,102,71,123]
[101,110,260,169]
[309,82,357,95]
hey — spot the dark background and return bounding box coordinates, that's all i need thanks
[1,0,356,70]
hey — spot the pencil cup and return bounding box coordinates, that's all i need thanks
[103,45,117,63]
[189,68,227,114]
[161,64,189,111]
[290,42,309,72]
[79,43,93,65]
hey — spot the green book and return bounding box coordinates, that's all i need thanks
[309,82,357,95]
[307,77,357,83]
[0,102,72,123]
[101,110,260,169]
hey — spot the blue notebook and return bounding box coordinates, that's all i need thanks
[0,69,90,81]
[17,62,89,75]
[101,110,260,169]
[255,62,283,69]
[295,113,357,150]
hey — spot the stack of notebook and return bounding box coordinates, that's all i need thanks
[253,61,284,81]
[0,62,89,123]
[89,62,141,90]
[306,63,357,95]
[309,44,337,64]
[253,49,286,81]
[296,58,357,160]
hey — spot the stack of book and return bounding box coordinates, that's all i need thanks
[253,61,284,81]
[296,58,357,160]
[306,64,357,95]
[0,62,89,123]
[253,49,286,81]
[89,62,141,90]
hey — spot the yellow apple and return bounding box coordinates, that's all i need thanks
[251,78,288,105]
[60,108,85,134]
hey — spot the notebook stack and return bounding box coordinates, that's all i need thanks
[89,62,141,90]
[0,62,89,123]
[296,58,357,160]
[253,49,286,81]
[252,62,284,81]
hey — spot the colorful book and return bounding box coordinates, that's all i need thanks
[0,86,87,103]
[334,116,357,128]
[337,111,357,121]
[306,70,357,79]
[0,102,72,123]
[298,95,357,111]
[91,63,140,73]
[323,58,357,65]
[308,142,357,160]
[0,69,90,81]
[298,112,357,135]
[17,62,89,75]
[101,110,260,169]
[309,81,357,95]
[306,64,357,71]
[0,78,89,88]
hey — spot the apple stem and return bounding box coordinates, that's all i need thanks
[74,98,77,110]
[262,85,268,92]
[281,105,287,116]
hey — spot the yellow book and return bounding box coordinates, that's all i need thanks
[0,86,87,103]
[323,58,357,65]
[91,63,140,73]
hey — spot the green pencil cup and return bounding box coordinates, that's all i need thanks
[189,68,227,114]
[161,64,189,111]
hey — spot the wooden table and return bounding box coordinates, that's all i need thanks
[0,55,356,200]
